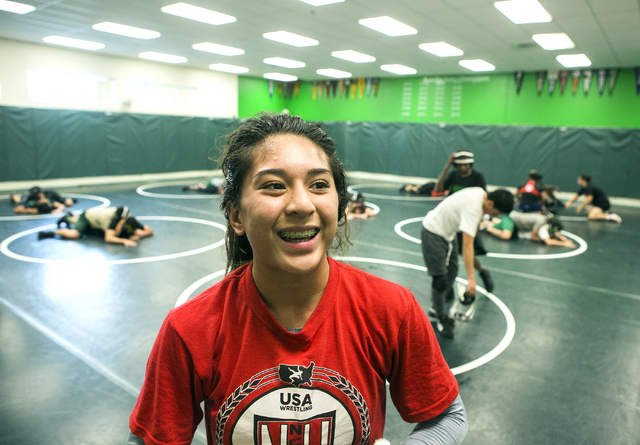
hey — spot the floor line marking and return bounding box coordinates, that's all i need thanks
[488,267,640,302]
[0,296,209,444]
[0,295,140,397]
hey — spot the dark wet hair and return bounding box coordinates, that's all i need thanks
[36,202,54,214]
[120,217,144,239]
[218,113,351,273]
[579,174,592,184]
[487,189,515,214]
[547,214,563,238]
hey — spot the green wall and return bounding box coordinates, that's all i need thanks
[239,69,640,129]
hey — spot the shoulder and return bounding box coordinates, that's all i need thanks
[331,259,416,308]
[168,265,248,330]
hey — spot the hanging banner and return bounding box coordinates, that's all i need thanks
[268,80,274,99]
[365,78,372,97]
[571,70,581,95]
[331,80,337,97]
[294,82,300,99]
[373,78,380,96]
[344,79,351,98]
[325,81,331,98]
[318,81,324,97]
[277,82,283,96]
[582,69,593,95]
[548,70,559,95]
[338,79,344,97]
[608,69,618,95]
[358,78,365,98]
[597,69,607,95]
[536,71,546,95]
[351,79,357,99]
[636,67,640,95]
[559,70,569,95]
[514,71,524,94]
[312,81,318,100]
[288,82,295,99]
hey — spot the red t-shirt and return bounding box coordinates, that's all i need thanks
[130,257,458,445]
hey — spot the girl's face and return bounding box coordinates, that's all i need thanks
[228,133,339,278]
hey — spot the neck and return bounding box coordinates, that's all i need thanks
[251,257,331,330]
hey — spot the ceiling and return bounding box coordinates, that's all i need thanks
[1,0,639,81]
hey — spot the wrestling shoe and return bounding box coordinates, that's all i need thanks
[479,269,494,293]
[606,213,622,223]
[436,315,455,339]
[38,231,55,240]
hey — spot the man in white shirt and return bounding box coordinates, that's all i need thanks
[421,187,514,339]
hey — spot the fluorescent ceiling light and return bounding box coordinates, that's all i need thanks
[459,59,495,71]
[263,73,298,82]
[43,35,105,50]
[161,2,236,25]
[380,64,417,75]
[331,50,375,63]
[264,57,306,68]
[263,31,319,47]
[532,33,575,50]
[494,0,551,24]
[138,52,186,64]
[209,63,249,74]
[93,22,160,39]
[193,42,244,56]
[0,0,35,14]
[317,68,352,78]
[359,16,417,37]
[419,42,463,57]
[556,54,591,68]
[299,0,344,5]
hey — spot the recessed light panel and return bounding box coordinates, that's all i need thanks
[138,52,186,64]
[264,57,306,68]
[299,0,344,5]
[556,54,591,68]
[419,42,463,57]
[532,33,575,50]
[43,35,105,50]
[263,73,298,82]
[494,0,551,24]
[263,31,319,47]
[459,59,495,71]
[209,63,249,74]
[331,50,375,63]
[93,22,160,39]
[0,0,35,14]
[161,3,236,25]
[316,68,352,78]
[359,16,417,37]
[380,64,417,75]
[193,42,244,56]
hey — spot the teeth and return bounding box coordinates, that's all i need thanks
[280,229,317,240]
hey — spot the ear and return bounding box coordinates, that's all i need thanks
[227,203,245,236]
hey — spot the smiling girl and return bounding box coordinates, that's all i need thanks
[128,113,467,445]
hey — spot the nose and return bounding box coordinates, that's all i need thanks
[286,182,315,215]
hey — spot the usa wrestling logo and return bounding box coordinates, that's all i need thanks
[219,363,370,445]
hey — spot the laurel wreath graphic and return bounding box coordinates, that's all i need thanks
[215,367,371,445]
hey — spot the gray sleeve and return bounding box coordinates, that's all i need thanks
[399,395,468,445]
[126,431,146,445]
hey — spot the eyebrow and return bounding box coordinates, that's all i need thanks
[253,167,332,180]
